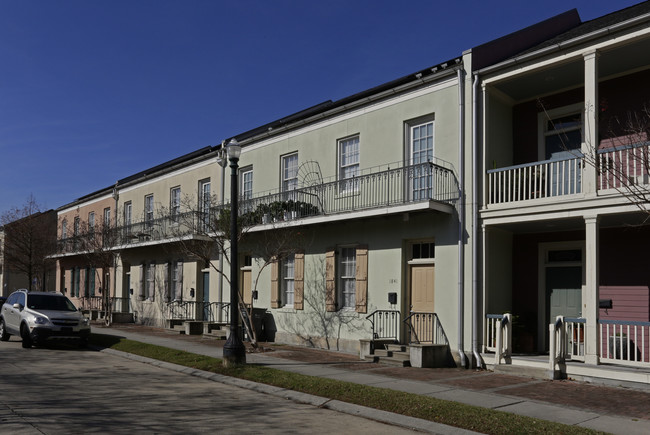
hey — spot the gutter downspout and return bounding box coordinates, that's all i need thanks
[472,74,484,368]
[457,68,467,368]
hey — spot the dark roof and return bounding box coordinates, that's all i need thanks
[471,9,581,71]
[229,57,463,143]
[517,0,650,56]
[117,146,214,185]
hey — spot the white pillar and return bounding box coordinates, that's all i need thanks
[583,50,599,195]
[584,215,600,364]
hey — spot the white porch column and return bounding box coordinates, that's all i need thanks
[583,50,599,195]
[584,215,600,365]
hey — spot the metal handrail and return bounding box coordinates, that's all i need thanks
[365,310,401,342]
[403,312,448,345]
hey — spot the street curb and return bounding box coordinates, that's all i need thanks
[98,347,481,435]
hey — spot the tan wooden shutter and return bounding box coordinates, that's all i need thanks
[270,257,280,308]
[294,252,304,310]
[325,248,336,312]
[355,245,368,313]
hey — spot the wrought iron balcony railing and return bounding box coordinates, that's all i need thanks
[56,160,458,252]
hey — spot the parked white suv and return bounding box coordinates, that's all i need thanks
[0,290,91,348]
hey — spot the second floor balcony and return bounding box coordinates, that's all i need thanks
[486,139,650,209]
[55,160,459,254]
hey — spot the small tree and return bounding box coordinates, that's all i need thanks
[0,195,56,291]
[168,193,307,347]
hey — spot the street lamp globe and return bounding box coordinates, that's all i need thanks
[227,138,241,160]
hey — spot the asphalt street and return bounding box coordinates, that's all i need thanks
[0,339,421,434]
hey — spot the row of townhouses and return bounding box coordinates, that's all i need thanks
[5,2,650,383]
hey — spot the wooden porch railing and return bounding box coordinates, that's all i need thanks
[165,300,230,323]
[599,319,650,368]
[485,313,512,365]
[487,156,582,205]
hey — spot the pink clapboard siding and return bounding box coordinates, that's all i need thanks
[599,286,649,322]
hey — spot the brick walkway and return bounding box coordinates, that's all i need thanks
[100,323,650,422]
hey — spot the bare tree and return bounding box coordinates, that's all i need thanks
[66,215,120,325]
[0,195,56,291]
[167,193,309,347]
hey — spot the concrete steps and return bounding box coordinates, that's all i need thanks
[365,344,411,367]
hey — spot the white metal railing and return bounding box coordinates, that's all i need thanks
[485,313,512,365]
[487,155,582,205]
[599,319,650,368]
[598,141,650,191]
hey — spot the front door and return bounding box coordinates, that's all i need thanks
[547,266,582,322]
[409,264,435,342]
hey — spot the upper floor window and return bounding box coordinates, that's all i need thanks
[409,118,435,200]
[124,202,132,227]
[282,153,298,192]
[88,212,95,233]
[338,136,360,193]
[61,220,67,239]
[170,187,181,223]
[540,104,583,160]
[241,167,253,200]
[73,217,80,236]
[103,208,111,227]
[144,194,154,227]
[199,180,211,230]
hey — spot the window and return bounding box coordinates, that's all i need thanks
[145,194,154,228]
[73,267,80,298]
[199,180,211,230]
[170,187,181,223]
[542,110,582,160]
[146,263,155,300]
[88,212,95,233]
[85,267,96,297]
[73,217,80,236]
[124,202,132,228]
[339,247,356,309]
[241,168,253,200]
[282,153,299,193]
[412,242,435,260]
[410,119,435,200]
[103,208,111,226]
[339,136,360,192]
[282,254,295,307]
[61,220,67,239]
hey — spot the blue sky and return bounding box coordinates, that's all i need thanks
[0,0,641,215]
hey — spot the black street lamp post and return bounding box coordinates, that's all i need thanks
[222,138,246,366]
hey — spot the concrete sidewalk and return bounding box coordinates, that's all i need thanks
[94,325,649,435]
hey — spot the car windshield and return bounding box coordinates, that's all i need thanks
[27,295,77,312]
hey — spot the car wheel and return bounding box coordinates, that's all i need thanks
[20,325,33,349]
[0,319,10,341]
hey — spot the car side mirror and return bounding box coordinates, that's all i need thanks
[13,303,23,311]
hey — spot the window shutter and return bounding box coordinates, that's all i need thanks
[163,263,170,302]
[355,245,368,313]
[138,264,145,300]
[294,252,304,310]
[270,257,280,308]
[176,261,183,300]
[325,248,336,312]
